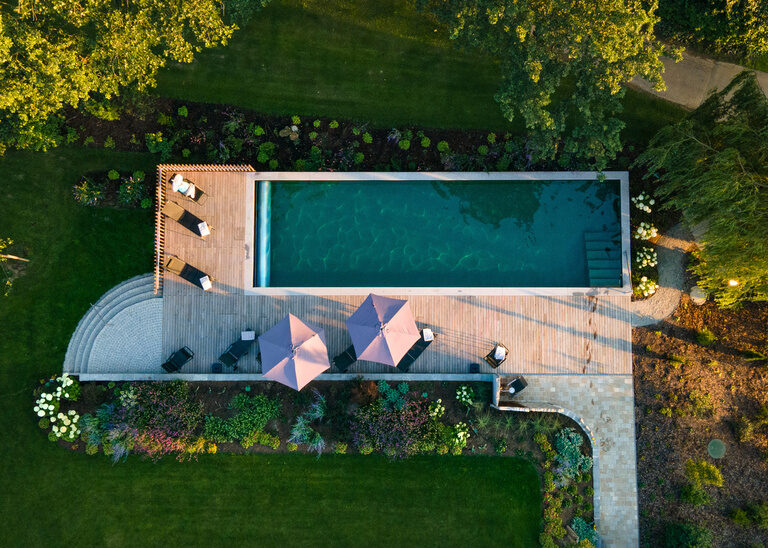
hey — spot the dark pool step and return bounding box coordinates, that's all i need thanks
[584,231,622,287]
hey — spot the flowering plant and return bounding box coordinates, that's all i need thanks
[350,399,434,459]
[635,247,658,268]
[631,192,655,213]
[49,410,81,442]
[452,421,470,451]
[456,385,474,410]
[634,222,658,241]
[428,398,445,418]
[635,276,658,297]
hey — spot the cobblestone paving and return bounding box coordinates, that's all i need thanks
[515,375,638,548]
[88,300,163,373]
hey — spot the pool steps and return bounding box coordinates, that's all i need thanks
[584,231,622,287]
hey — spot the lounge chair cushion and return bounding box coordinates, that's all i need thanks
[164,256,186,275]
[161,201,185,221]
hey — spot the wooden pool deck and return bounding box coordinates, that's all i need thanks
[156,166,632,377]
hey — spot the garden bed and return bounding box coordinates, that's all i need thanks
[634,291,768,546]
[36,376,598,546]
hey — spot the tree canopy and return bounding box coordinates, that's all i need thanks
[634,70,768,308]
[416,0,673,169]
[0,0,248,154]
[657,0,768,60]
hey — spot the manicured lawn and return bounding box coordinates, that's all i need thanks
[155,0,686,142]
[0,149,541,546]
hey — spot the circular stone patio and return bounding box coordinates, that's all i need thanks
[87,299,163,374]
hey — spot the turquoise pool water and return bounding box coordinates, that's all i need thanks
[262,179,621,287]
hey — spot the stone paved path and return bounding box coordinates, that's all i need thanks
[512,375,638,548]
[630,50,768,109]
[631,224,695,327]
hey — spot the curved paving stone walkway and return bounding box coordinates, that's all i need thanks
[631,224,695,327]
[509,375,638,548]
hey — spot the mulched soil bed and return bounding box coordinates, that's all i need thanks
[634,290,768,546]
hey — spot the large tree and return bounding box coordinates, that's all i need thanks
[634,70,768,308]
[416,0,673,168]
[0,0,247,154]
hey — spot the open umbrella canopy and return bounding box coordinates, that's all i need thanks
[346,294,421,367]
[258,313,330,390]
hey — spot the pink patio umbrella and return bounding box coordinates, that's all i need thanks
[258,313,330,391]
[346,294,421,367]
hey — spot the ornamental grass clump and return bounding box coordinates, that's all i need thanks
[288,389,327,456]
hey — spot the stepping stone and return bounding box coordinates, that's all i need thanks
[690,285,707,305]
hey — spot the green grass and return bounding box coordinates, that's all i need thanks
[155,0,686,142]
[0,148,541,546]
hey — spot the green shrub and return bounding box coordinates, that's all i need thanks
[359,444,373,455]
[309,131,318,140]
[477,144,489,155]
[688,390,714,417]
[685,459,723,487]
[352,127,360,136]
[140,198,152,209]
[664,521,713,548]
[420,136,431,148]
[398,139,410,150]
[203,415,231,443]
[177,105,188,117]
[287,442,298,452]
[145,132,175,161]
[353,152,365,165]
[329,120,339,129]
[118,177,146,206]
[84,136,95,146]
[182,148,191,158]
[107,169,120,180]
[571,517,598,545]
[334,442,348,454]
[268,159,278,170]
[748,502,768,528]
[735,416,755,442]
[227,394,281,440]
[72,178,104,206]
[696,327,717,346]
[378,380,408,410]
[104,136,115,149]
[253,125,265,136]
[680,483,710,506]
[291,115,301,125]
[436,140,450,153]
[555,428,593,479]
[65,126,79,144]
[256,141,276,163]
[313,119,321,128]
[85,443,99,456]
[362,132,373,144]
[730,507,751,526]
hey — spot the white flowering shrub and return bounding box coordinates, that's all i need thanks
[635,276,658,297]
[49,410,81,442]
[452,422,470,451]
[429,398,445,418]
[635,247,658,268]
[33,373,81,443]
[631,192,655,213]
[634,222,658,241]
[456,385,474,409]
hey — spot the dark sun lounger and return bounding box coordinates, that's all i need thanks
[219,331,257,370]
[162,346,194,372]
[396,336,433,373]
[332,345,357,373]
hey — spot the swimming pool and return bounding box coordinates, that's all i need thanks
[248,172,630,294]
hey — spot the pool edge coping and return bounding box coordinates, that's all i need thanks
[244,171,631,297]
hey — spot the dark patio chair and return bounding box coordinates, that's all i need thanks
[396,329,435,373]
[484,343,509,369]
[501,376,528,399]
[219,330,256,370]
[332,345,357,373]
[162,346,194,372]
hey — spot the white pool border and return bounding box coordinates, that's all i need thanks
[244,171,631,297]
